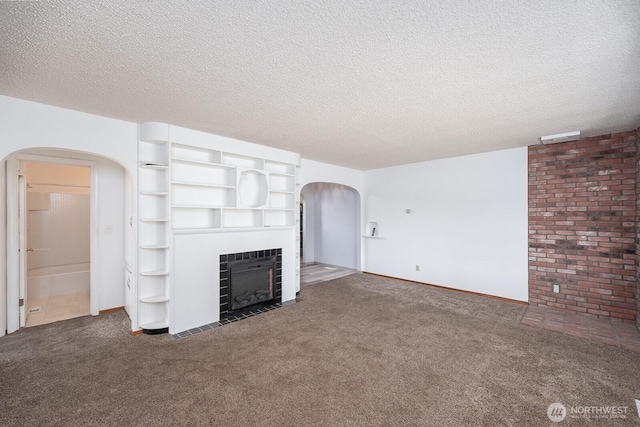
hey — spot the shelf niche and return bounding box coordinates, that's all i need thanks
[364,222,380,238]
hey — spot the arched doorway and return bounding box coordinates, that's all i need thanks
[2,148,133,334]
[300,182,361,271]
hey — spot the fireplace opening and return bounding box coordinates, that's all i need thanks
[230,258,275,311]
[220,249,282,319]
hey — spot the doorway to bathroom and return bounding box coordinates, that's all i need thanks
[22,161,91,327]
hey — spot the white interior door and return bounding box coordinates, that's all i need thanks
[17,173,26,327]
[6,157,21,333]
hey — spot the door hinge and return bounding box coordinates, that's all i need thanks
[19,299,24,307]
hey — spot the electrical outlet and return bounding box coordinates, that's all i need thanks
[416,265,420,271]
[552,284,560,293]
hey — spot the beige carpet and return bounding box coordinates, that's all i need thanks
[1,273,639,426]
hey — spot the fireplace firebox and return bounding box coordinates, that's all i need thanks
[220,249,282,319]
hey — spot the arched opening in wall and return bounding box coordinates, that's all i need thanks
[300,182,360,287]
[2,148,133,335]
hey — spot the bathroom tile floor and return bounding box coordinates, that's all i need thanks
[26,291,90,327]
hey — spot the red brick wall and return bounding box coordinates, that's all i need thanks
[529,131,637,321]
[636,127,640,327]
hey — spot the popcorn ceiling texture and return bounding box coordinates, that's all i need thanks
[1,0,639,169]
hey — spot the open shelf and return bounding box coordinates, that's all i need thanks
[140,163,169,169]
[173,207,222,230]
[172,143,222,164]
[270,174,294,193]
[140,295,170,303]
[265,160,295,175]
[364,221,380,238]
[138,122,171,334]
[264,209,295,227]
[140,191,169,196]
[172,181,234,188]
[173,185,236,208]
[222,209,263,228]
[172,157,229,167]
[222,152,264,169]
[140,270,169,276]
[140,320,169,329]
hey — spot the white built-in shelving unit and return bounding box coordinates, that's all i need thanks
[137,122,300,334]
[138,122,171,332]
[170,143,297,231]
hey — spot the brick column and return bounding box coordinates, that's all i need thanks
[529,131,637,321]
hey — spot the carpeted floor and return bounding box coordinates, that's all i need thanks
[1,273,639,426]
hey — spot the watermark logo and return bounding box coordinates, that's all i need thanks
[547,402,629,421]
[547,402,567,422]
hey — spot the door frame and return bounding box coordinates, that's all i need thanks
[300,182,361,271]
[6,153,98,333]
[1,160,7,336]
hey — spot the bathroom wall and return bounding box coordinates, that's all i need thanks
[24,161,91,300]
[25,162,91,275]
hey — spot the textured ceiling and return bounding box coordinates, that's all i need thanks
[1,1,639,170]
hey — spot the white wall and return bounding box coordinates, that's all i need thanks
[96,159,128,310]
[363,147,529,301]
[0,96,137,170]
[301,183,360,269]
[0,96,137,322]
[124,170,135,317]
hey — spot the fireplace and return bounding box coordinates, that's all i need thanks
[220,249,282,319]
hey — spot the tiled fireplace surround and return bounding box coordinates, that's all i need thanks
[529,127,640,329]
[173,248,283,339]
